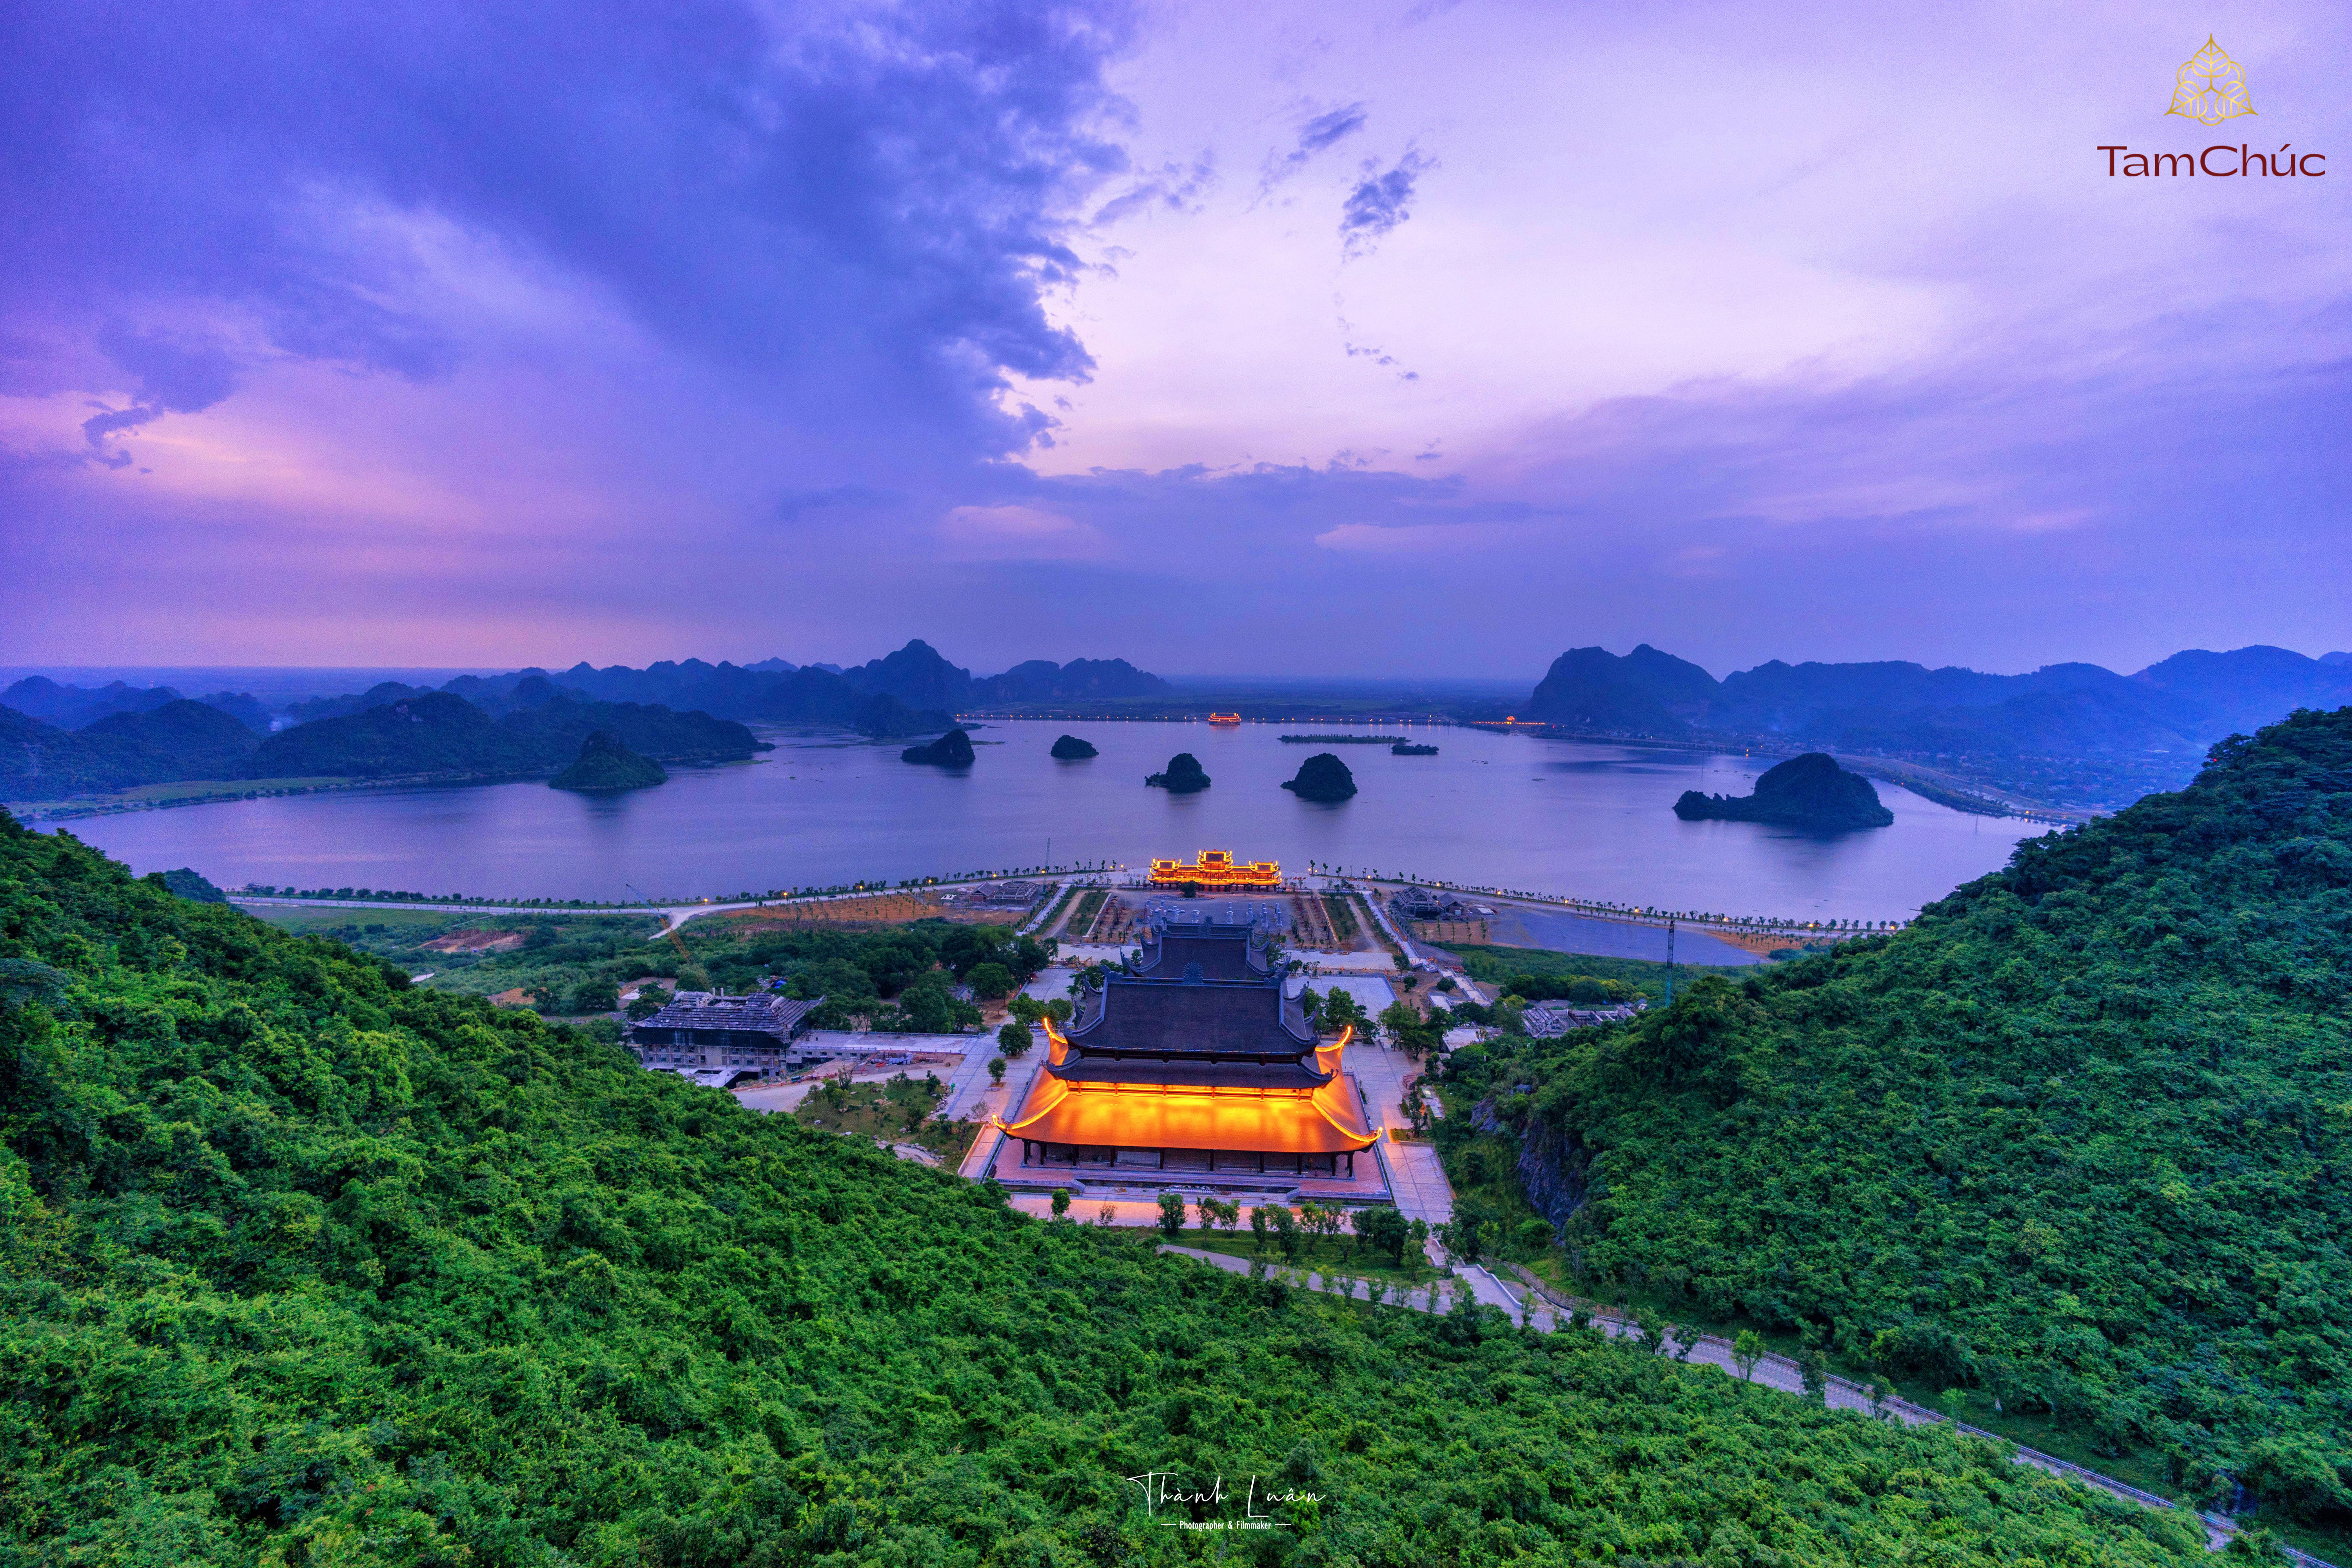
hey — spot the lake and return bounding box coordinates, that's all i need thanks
[53,719,2040,922]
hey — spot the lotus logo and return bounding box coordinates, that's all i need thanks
[2167,37,2255,127]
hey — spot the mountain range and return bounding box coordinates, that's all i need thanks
[1520,644,2352,806]
[1,642,1170,801]
[2,675,274,732]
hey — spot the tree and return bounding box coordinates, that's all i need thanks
[624,986,670,1020]
[1733,1330,1765,1382]
[1050,1188,1071,1221]
[996,1020,1033,1057]
[1250,1205,1272,1252]
[570,978,620,1014]
[1799,1343,1829,1405]
[1352,1205,1409,1266]
[966,962,1014,1000]
[987,1056,1006,1086]
[1156,1191,1186,1238]
[1271,1205,1301,1261]
[1393,952,1412,973]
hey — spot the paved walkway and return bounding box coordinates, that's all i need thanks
[1345,1046,1453,1233]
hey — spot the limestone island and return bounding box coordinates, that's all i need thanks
[901,728,976,766]
[1673,752,1893,830]
[1050,733,1098,759]
[1282,752,1357,802]
[1391,742,1438,756]
[550,730,668,792]
[1145,752,1211,793]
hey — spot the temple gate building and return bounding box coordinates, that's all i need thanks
[1147,848,1281,889]
[996,920,1381,1183]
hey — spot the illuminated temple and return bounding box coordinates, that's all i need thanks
[998,920,1382,1182]
[1147,849,1281,888]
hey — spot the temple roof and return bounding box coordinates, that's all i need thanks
[1058,971,1322,1089]
[1135,921,1272,981]
[1002,1073,1379,1154]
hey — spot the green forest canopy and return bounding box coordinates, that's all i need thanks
[0,814,2211,1564]
[1443,706,2352,1526]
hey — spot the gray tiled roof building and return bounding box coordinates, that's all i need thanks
[627,991,822,1081]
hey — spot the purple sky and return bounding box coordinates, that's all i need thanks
[3,1,2346,679]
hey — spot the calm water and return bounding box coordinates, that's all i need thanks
[54,720,2040,922]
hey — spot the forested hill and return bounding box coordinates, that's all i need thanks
[0,819,2207,1564]
[1449,706,2352,1524]
[246,691,764,780]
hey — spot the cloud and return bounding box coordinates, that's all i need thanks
[776,485,897,521]
[1339,150,1432,257]
[1093,154,1217,225]
[939,503,1106,559]
[1258,103,1368,194]
[0,0,1140,461]
[1313,519,1532,554]
[98,323,241,414]
[79,404,159,450]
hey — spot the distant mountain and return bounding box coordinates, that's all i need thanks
[976,657,1171,704]
[838,642,1171,710]
[1524,645,1714,732]
[83,701,264,779]
[843,639,971,712]
[258,643,1168,740]
[2130,645,2352,736]
[248,693,764,781]
[4,676,180,727]
[0,699,260,797]
[549,730,667,792]
[2325,652,2352,666]
[0,676,268,731]
[193,691,275,732]
[1515,643,2352,808]
[284,681,437,726]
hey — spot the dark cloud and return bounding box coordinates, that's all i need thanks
[1339,149,1432,256]
[79,405,158,451]
[1258,103,1367,193]
[96,324,241,414]
[0,0,1140,456]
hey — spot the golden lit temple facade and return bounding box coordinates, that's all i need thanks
[997,921,1381,1182]
[1147,849,1281,888]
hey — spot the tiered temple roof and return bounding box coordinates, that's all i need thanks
[998,920,1378,1162]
